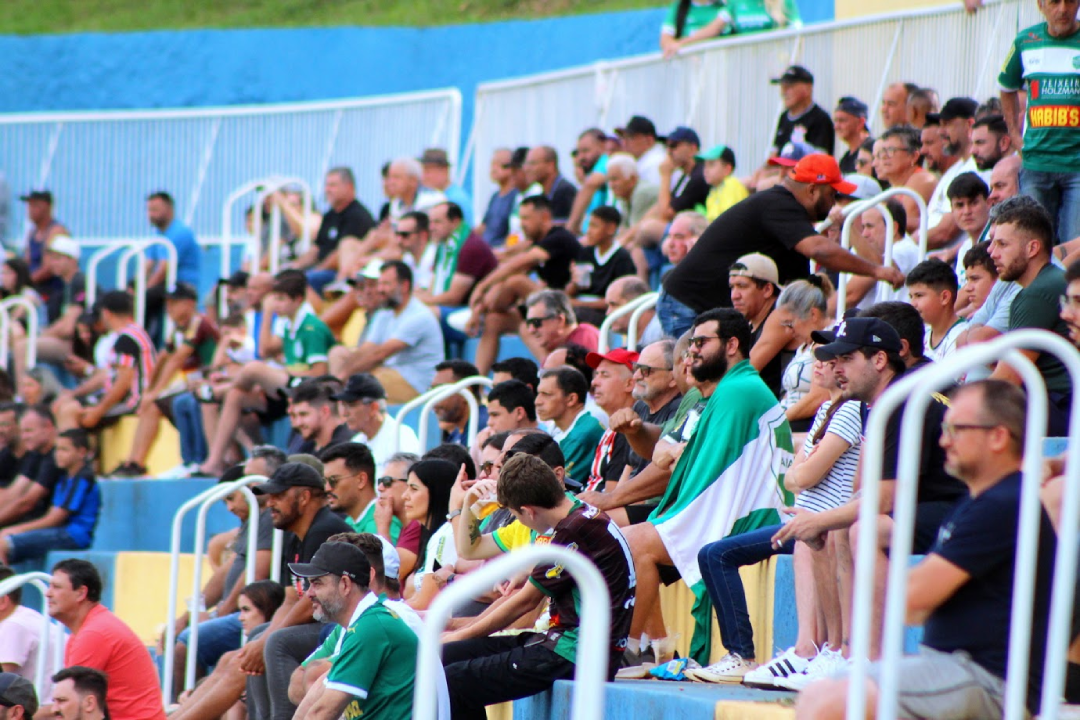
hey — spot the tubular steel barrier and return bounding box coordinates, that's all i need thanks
[598,292,656,354]
[0,571,64,697]
[414,544,611,720]
[116,238,178,334]
[0,296,40,370]
[392,376,493,454]
[627,292,659,351]
[416,377,494,452]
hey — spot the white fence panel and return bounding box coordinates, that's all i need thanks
[471,0,1034,219]
[0,89,461,244]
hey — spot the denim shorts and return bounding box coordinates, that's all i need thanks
[177,612,244,670]
[7,527,83,564]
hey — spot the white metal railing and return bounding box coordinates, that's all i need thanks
[85,237,179,336]
[1,90,462,246]
[848,330,1080,720]
[0,296,40,369]
[417,381,489,453]
[0,571,65,697]
[392,376,493,453]
[627,292,659,351]
[414,544,611,720]
[466,0,1037,221]
[248,176,314,276]
[163,475,281,706]
[598,292,656,353]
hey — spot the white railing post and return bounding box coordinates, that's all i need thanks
[414,545,611,720]
[0,572,61,696]
[116,238,178,337]
[627,293,659,351]
[598,293,655,353]
[0,297,40,369]
[86,243,129,310]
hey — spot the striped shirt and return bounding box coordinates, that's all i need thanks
[794,400,862,514]
[106,323,156,405]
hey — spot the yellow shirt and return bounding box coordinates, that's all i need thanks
[705,176,749,221]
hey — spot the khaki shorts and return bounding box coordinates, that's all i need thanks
[371,366,421,404]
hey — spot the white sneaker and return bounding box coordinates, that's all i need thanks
[685,652,759,683]
[156,463,199,480]
[775,645,851,691]
[741,647,812,689]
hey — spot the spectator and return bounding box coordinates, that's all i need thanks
[0,403,24,488]
[18,189,69,299]
[848,198,920,308]
[620,338,683,478]
[419,148,472,225]
[623,308,793,665]
[659,0,730,57]
[51,666,110,720]
[988,199,1073,433]
[757,140,815,193]
[386,158,444,222]
[520,146,578,225]
[392,210,436,290]
[925,97,984,250]
[332,374,420,476]
[614,115,668,185]
[1000,1,1080,245]
[988,152,1021,207]
[971,114,1013,173]
[466,195,581,373]
[146,191,202,290]
[320,442,401,543]
[583,348,639,493]
[567,128,614,233]
[198,271,334,475]
[0,428,97,564]
[880,81,914,129]
[728,253,783,396]
[442,454,635,718]
[660,154,903,338]
[942,172,993,286]
[604,275,664,349]
[396,459,458,595]
[430,360,486,446]
[0,405,61,529]
[535,366,604,491]
[605,154,659,255]
[523,289,600,364]
[959,241,998,318]
[906,86,937,128]
[490,357,539,393]
[906,259,965,365]
[295,168,376,294]
[769,65,834,155]
[0,566,62,696]
[15,235,84,387]
[660,210,708,267]
[477,148,517,246]
[289,380,353,455]
[919,116,957,174]
[0,671,37,719]
[798,381,1057,719]
[289,542,418,720]
[112,282,219,477]
[854,137,876,178]
[0,258,42,325]
[485,380,538,435]
[834,96,871,174]
[568,206,636,325]
[44,559,165,719]
[652,126,711,223]
[373,452,421,540]
[872,127,938,233]
[698,144,748,221]
[329,261,444,402]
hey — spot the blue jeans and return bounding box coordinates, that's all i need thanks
[171,392,206,465]
[1020,168,1080,245]
[657,289,699,339]
[177,612,244,670]
[306,268,337,295]
[697,524,792,660]
[7,527,83,563]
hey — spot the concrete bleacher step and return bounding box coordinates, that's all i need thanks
[90,479,236,552]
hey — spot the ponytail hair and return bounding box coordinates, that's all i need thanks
[674,0,692,38]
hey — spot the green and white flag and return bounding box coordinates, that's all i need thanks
[648,359,794,661]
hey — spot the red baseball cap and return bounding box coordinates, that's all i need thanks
[790,154,858,195]
[585,348,639,371]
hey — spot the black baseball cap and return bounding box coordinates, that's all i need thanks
[666,126,701,147]
[289,541,371,581]
[19,189,52,204]
[813,318,902,360]
[217,464,247,485]
[616,115,660,139]
[252,462,324,496]
[771,65,814,84]
[167,282,199,302]
[836,96,869,119]
[929,97,978,123]
[219,270,250,288]
[0,672,38,715]
[331,373,386,403]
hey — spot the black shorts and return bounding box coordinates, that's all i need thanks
[256,386,291,425]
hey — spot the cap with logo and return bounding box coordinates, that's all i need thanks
[835,96,869,120]
[812,318,902,360]
[45,235,80,261]
[167,282,199,302]
[666,126,701,147]
[252,462,325,496]
[0,672,38,715]
[771,65,815,85]
[418,148,451,167]
[790,155,858,195]
[616,116,660,139]
[768,140,816,168]
[331,373,387,403]
[696,144,737,167]
[18,189,52,204]
[289,541,372,581]
[585,347,640,371]
[840,174,883,201]
[927,97,978,124]
[729,253,780,286]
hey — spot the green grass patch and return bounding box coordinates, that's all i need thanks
[0,0,663,34]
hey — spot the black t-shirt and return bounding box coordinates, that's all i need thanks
[0,447,23,488]
[224,508,276,597]
[46,272,85,325]
[772,103,835,155]
[751,304,785,399]
[670,162,711,214]
[314,199,376,261]
[578,245,636,297]
[663,185,815,313]
[923,472,1057,713]
[628,395,683,476]
[537,227,582,290]
[547,176,579,224]
[17,449,63,521]
[279,505,354,591]
[838,147,859,175]
[314,423,355,455]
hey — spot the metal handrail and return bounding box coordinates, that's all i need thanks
[836,199,893,319]
[847,330,1080,720]
[0,572,63,695]
[417,387,480,454]
[414,545,611,720]
[626,292,658,351]
[86,243,130,309]
[116,239,178,334]
[392,376,493,453]
[249,176,314,276]
[0,297,40,369]
[598,293,655,353]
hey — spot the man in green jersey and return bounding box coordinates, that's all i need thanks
[999,0,1080,245]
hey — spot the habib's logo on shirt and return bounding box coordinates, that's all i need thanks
[1028,105,1080,128]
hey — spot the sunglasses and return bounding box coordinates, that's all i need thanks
[395,229,418,237]
[632,363,670,377]
[688,334,721,350]
[377,476,408,488]
[479,460,495,475]
[524,314,558,329]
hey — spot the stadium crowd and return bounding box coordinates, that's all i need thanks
[2,1,1080,718]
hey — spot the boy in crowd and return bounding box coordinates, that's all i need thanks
[567,206,636,326]
[958,242,997,318]
[0,429,98,564]
[698,144,749,221]
[905,259,965,365]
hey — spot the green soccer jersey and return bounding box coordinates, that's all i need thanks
[281,304,336,372]
[556,410,606,490]
[999,22,1080,173]
[661,0,732,37]
[727,0,800,34]
[325,598,418,720]
[347,503,403,543]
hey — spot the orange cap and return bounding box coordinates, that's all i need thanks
[790,154,858,194]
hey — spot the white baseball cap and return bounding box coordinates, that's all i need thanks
[375,534,401,580]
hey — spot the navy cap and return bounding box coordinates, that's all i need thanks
[836,96,869,119]
[666,126,701,147]
[18,189,52,204]
[771,65,814,85]
[616,115,660,139]
[252,462,324,495]
[813,318,902,360]
[331,373,386,403]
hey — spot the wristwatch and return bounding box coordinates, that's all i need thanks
[446,509,462,520]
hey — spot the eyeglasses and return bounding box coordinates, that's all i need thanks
[479,460,495,475]
[688,334,721,350]
[941,422,1001,439]
[377,476,408,488]
[855,157,871,167]
[872,146,906,159]
[525,314,558,329]
[633,363,671,377]
[325,473,362,489]
[1059,294,1080,312]
[395,229,418,237]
